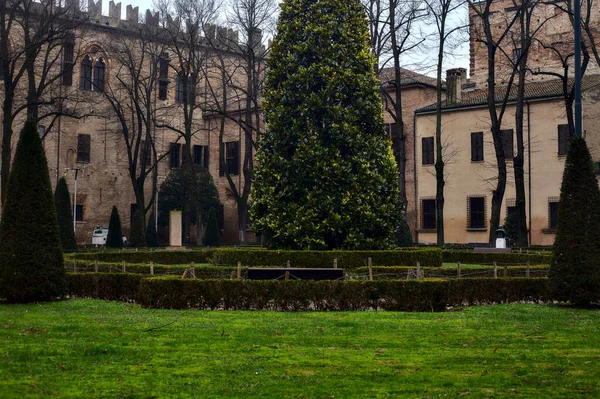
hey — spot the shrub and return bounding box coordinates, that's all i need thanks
[549,137,600,305]
[0,119,66,303]
[54,177,78,252]
[204,207,220,247]
[352,265,549,279]
[251,0,404,249]
[106,206,123,248]
[71,250,214,265]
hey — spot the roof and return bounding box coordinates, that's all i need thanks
[379,67,439,89]
[415,75,600,113]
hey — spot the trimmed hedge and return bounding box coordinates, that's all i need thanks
[208,248,443,268]
[442,250,551,265]
[136,278,549,311]
[67,248,443,268]
[68,273,143,301]
[66,261,236,279]
[68,250,213,265]
[353,266,549,279]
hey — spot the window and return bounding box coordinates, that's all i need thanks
[422,137,434,165]
[176,74,195,104]
[471,132,484,162]
[513,47,522,65]
[169,143,181,169]
[80,55,92,90]
[159,53,169,100]
[421,199,436,230]
[75,204,84,222]
[77,134,90,163]
[548,199,559,230]
[194,145,209,168]
[501,129,514,159]
[467,196,486,229]
[558,124,570,155]
[38,125,45,140]
[93,58,105,92]
[62,33,75,86]
[225,141,240,176]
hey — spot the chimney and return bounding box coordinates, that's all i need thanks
[446,68,466,104]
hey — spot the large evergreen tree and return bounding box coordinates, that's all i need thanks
[106,206,124,248]
[0,119,66,302]
[204,208,221,247]
[54,177,78,252]
[250,0,403,249]
[548,137,600,305]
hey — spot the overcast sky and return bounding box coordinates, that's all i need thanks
[102,0,470,77]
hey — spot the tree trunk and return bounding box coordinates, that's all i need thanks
[434,30,445,246]
[1,91,14,205]
[238,199,247,244]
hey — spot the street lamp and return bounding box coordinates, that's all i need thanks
[65,168,80,235]
[574,0,582,137]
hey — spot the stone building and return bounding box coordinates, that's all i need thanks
[414,71,600,245]
[0,0,260,245]
[469,0,600,88]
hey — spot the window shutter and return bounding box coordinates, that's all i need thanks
[233,141,240,175]
[219,141,224,176]
[170,143,180,169]
[501,129,514,158]
[471,132,483,162]
[558,124,569,155]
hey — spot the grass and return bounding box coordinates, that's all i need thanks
[1,300,598,398]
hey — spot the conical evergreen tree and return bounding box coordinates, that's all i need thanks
[129,208,146,247]
[54,177,78,252]
[146,212,159,247]
[0,119,66,302]
[250,0,402,249]
[204,208,220,247]
[106,206,123,248]
[549,137,600,305]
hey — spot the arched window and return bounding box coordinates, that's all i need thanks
[93,57,105,92]
[80,55,92,90]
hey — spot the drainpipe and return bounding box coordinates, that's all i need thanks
[413,111,418,244]
[527,101,532,245]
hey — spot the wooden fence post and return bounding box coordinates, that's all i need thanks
[287,260,291,268]
[504,265,508,278]
[73,259,77,273]
[190,262,196,279]
[368,257,373,281]
[493,262,497,278]
[333,258,338,269]
[457,262,461,278]
[94,260,99,273]
[526,262,530,278]
[416,261,421,279]
[237,261,241,279]
[122,260,126,273]
[150,261,154,276]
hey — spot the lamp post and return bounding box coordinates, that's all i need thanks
[574,0,582,137]
[65,168,80,234]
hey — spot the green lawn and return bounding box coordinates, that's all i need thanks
[0,300,598,398]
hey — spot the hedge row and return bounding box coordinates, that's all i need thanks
[67,273,549,311]
[67,273,143,301]
[67,248,444,268]
[66,261,237,279]
[442,250,551,265]
[136,278,549,311]
[352,266,550,279]
[208,249,443,268]
[66,250,213,265]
